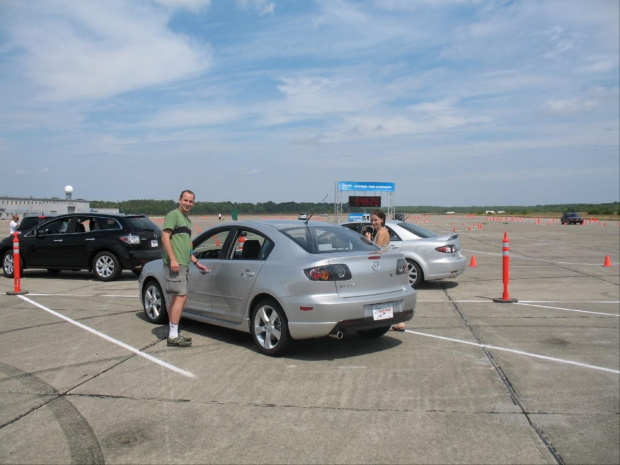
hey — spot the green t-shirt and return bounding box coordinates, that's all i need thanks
[162,209,192,266]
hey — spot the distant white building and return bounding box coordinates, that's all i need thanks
[0,196,91,219]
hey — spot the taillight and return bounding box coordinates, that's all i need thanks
[120,234,141,245]
[304,264,352,281]
[435,245,457,253]
[396,258,407,275]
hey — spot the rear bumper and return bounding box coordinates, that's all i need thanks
[283,288,417,340]
[424,254,467,281]
[332,309,414,334]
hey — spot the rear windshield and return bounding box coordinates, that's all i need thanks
[280,224,379,254]
[396,222,437,238]
[124,217,161,232]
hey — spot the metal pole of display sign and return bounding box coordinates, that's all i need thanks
[7,232,28,296]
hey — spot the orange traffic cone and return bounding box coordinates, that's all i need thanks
[603,256,612,267]
[469,256,478,267]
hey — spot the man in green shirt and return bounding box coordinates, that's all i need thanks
[162,190,209,347]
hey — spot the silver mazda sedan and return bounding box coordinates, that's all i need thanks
[341,220,467,288]
[139,220,416,356]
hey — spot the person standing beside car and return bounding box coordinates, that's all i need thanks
[162,190,209,347]
[9,214,20,234]
[369,209,406,332]
[367,209,390,249]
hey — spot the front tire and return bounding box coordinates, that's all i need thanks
[142,280,169,324]
[92,251,121,281]
[251,298,290,356]
[406,259,423,289]
[3,250,21,278]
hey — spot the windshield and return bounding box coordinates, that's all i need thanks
[396,222,437,238]
[280,224,379,254]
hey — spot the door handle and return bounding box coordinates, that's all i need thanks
[54,239,63,242]
[85,238,95,241]
[241,270,255,277]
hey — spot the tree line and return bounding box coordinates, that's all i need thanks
[90,199,619,217]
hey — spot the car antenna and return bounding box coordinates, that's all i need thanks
[305,194,328,224]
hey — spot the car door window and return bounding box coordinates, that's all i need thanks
[386,227,401,242]
[42,218,71,235]
[97,218,121,230]
[194,230,232,259]
[233,230,271,260]
[70,217,100,233]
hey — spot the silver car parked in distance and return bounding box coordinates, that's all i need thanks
[139,220,416,356]
[341,220,467,288]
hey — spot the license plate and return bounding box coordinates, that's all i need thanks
[151,240,158,247]
[372,304,393,321]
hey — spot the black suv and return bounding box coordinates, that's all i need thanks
[561,212,584,225]
[2,213,162,281]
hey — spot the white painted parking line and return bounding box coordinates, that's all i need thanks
[419,300,620,304]
[405,329,620,374]
[18,295,195,379]
[26,293,136,298]
[405,330,620,374]
[514,302,619,317]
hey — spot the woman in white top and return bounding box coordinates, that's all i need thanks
[9,214,20,234]
[367,210,390,249]
[367,209,406,332]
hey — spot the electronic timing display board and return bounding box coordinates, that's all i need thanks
[348,196,381,207]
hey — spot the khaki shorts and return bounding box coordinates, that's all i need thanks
[164,264,189,296]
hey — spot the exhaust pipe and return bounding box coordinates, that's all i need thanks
[329,330,344,340]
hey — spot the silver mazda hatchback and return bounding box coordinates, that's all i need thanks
[140,220,416,356]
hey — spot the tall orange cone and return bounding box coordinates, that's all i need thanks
[603,256,612,267]
[469,256,478,267]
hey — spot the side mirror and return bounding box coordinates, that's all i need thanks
[36,229,48,237]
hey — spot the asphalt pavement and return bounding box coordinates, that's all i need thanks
[0,214,618,464]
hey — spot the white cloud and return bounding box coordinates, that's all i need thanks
[154,0,212,12]
[4,0,212,102]
[141,103,246,128]
[543,99,599,114]
[237,0,275,15]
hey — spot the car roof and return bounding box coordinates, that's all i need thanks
[47,212,149,219]
[219,219,336,230]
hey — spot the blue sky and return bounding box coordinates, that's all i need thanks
[0,0,618,206]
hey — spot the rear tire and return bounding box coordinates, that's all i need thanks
[142,280,169,324]
[406,259,423,289]
[250,298,290,356]
[92,251,121,281]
